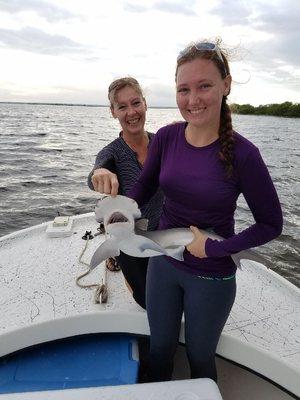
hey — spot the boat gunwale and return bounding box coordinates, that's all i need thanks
[0,310,299,397]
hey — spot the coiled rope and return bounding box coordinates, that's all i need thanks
[76,233,108,304]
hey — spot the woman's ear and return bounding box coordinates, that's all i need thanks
[110,106,117,119]
[224,74,232,96]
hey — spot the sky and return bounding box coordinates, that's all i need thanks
[0,0,299,107]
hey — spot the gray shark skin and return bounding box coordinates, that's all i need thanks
[90,195,266,270]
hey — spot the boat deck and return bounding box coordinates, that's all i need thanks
[0,214,299,397]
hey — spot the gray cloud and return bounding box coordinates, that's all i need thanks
[211,0,299,32]
[123,3,149,13]
[0,27,86,55]
[212,0,300,77]
[0,0,76,22]
[251,1,300,67]
[253,1,300,34]
[210,0,253,25]
[153,1,197,16]
[263,33,300,67]
[240,32,300,95]
[146,83,177,107]
[124,0,197,16]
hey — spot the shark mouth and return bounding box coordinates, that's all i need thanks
[108,212,129,224]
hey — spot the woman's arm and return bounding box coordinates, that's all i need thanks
[205,147,283,257]
[87,144,119,194]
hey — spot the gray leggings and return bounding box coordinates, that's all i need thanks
[146,256,236,382]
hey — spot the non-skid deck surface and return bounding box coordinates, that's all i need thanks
[0,214,299,396]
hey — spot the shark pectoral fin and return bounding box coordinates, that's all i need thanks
[119,234,167,258]
[136,235,166,256]
[90,239,120,270]
[164,245,186,261]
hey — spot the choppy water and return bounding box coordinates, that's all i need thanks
[0,103,299,287]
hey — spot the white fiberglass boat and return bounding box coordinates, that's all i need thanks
[0,213,299,399]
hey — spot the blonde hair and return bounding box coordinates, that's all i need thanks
[108,77,145,108]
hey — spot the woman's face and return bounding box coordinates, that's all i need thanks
[176,58,231,130]
[111,86,147,136]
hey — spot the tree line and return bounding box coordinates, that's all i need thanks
[231,102,300,118]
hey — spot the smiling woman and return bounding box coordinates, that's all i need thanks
[176,58,231,147]
[87,77,164,310]
[127,39,283,383]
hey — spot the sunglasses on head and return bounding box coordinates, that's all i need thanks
[177,42,224,65]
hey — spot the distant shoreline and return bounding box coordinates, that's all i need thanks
[0,101,299,117]
[231,102,299,118]
[0,101,177,110]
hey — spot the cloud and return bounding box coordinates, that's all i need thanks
[145,83,177,107]
[211,0,300,77]
[210,0,253,25]
[0,0,77,22]
[0,27,86,55]
[123,3,149,13]
[254,0,300,34]
[124,0,197,16]
[211,0,299,32]
[153,1,197,16]
[252,1,300,66]
[256,33,300,67]
[212,0,299,37]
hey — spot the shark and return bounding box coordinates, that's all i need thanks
[90,195,265,270]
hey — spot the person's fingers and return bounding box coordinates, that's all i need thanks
[110,176,119,197]
[92,169,119,195]
[103,175,111,194]
[96,180,104,193]
[92,175,103,193]
[190,225,200,236]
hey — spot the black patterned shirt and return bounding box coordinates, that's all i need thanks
[87,132,164,230]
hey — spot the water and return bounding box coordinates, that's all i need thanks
[0,103,299,287]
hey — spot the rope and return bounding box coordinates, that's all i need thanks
[76,233,108,304]
[94,284,108,304]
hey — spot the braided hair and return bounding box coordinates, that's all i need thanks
[175,41,235,177]
[219,96,234,177]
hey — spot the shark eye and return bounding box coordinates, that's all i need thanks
[96,195,108,205]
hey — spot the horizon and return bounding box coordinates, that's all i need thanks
[1,100,298,109]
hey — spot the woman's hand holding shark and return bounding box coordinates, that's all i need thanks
[186,226,208,258]
[92,168,119,197]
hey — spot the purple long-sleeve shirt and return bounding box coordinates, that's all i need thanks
[128,122,283,278]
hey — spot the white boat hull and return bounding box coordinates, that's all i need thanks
[0,213,299,399]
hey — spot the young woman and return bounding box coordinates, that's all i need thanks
[88,77,164,309]
[128,40,283,381]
